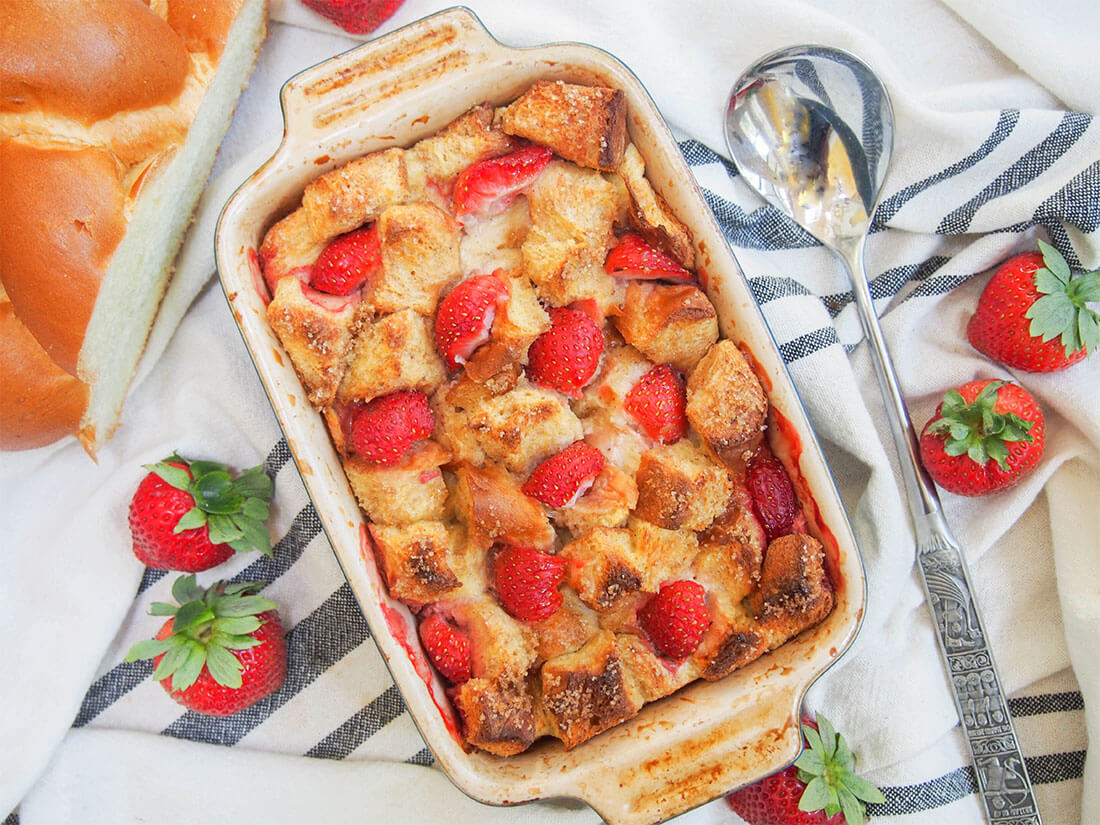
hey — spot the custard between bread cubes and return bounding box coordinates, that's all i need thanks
[258,80,835,757]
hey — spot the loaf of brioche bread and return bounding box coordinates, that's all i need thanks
[0,0,268,454]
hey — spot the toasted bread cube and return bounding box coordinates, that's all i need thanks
[530,589,600,663]
[301,147,409,240]
[449,596,539,679]
[696,617,768,682]
[368,521,462,608]
[618,143,694,268]
[368,203,461,315]
[614,633,698,703]
[259,210,326,285]
[628,517,699,591]
[406,103,518,194]
[697,484,766,597]
[522,161,627,309]
[750,533,835,643]
[466,383,583,474]
[343,441,450,526]
[560,527,644,612]
[337,309,447,404]
[451,673,544,757]
[459,200,533,278]
[686,340,768,460]
[554,462,638,536]
[452,462,555,551]
[265,276,359,407]
[541,630,643,749]
[633,440,732,531]
[501,81,628,172]
[613,282,718,372]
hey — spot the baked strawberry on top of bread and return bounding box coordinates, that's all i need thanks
[257,79,835,757]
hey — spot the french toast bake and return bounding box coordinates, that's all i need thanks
[258,80,835,757]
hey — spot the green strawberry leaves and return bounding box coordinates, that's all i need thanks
[147,454,275,556]
[925,380,1035,471]
[125,575,276,692]
[1027,240,1100,357]
[793,714,885,825]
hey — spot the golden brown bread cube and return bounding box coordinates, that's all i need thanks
[265,276,359,407]
[451,673,543,757]
[618,143,695,268]
[560,527,644,612]
[258,210,326,284]
[633,440,733,531]
[368,521,463,608]
[751,533,835,642]
[449,596,539,679]
[697,485,766,596]
[627,517,700,591]
[553,462,638,536]
[521,160,627,309]
[696,619,768,682]
[368,202,462,315]
[686,340,768,461]
[406,103,518,194]
[500,81,628,172]
[614,632,699,703]
[541,629,643,749]
[452,461,555,551]
[343,440,450,526]
[301,147,409,240]
[337,308,447,404]
[530,589,600,663]
[466,382,583,474]
[613,282,718,372]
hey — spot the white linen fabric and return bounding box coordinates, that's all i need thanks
[2,1,1097,824]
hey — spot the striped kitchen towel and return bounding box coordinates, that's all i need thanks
[3,2,1097,823]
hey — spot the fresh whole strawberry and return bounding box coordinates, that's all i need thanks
[624,363,687,443]
[637,579,709,659]
[919,379,1044,496]
[125,575,287,716]
[746,450,799,542]
[453,145,553,217]
[526,306,604,397]
[727,714,885,825]
[349,390,434,464]
[493,545,567,622]
[128,454,274,572]
[522,440,606,507]
[418,613,472,684]
[967,240,1100,371]
[299,0,404,34]
[435,271,510,370]
[310,225,382,296]
[604,231,695,283]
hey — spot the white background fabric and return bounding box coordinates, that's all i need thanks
[2,1,1098,823]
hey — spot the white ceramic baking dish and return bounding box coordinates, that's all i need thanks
[214,8,866,824]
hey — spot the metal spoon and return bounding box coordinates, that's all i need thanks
[724,45,1041,825]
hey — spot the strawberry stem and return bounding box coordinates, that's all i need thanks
[925,380,1035,471]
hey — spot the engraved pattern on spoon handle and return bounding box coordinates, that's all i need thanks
[916,522,1042,825]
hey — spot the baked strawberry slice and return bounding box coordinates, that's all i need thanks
[638,580,709,660]
[623,363,687,443]
[746,449,798,542]
[310,225,382,296]
[604,232,694,283]
[349,390,434,465]
[435,271,511,370]
[418,613,472,684]
[493,545,567,622]
[526,306,604,397]
[522,440,606,507]
[453,145,553,217]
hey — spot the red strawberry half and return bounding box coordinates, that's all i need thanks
[493,545,566,622]
[125,576,287,716]
[526,306,604,397]
[128,454,275,572]
[435,271,510,370]
[967,240,1099,372]
[453,145,553,218]
[919,379,1044,496]
[309,225,382,296]
[300,0,404,34]
[746,449,799,542]
[726,714,885,825]
[418,613,472,684]
[349,390,434,465]
[623,363,687,443]
[604,231,694,283]
[522,440,606,507]
[637,580,709,660]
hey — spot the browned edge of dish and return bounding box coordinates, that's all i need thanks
[213,8,867,824]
